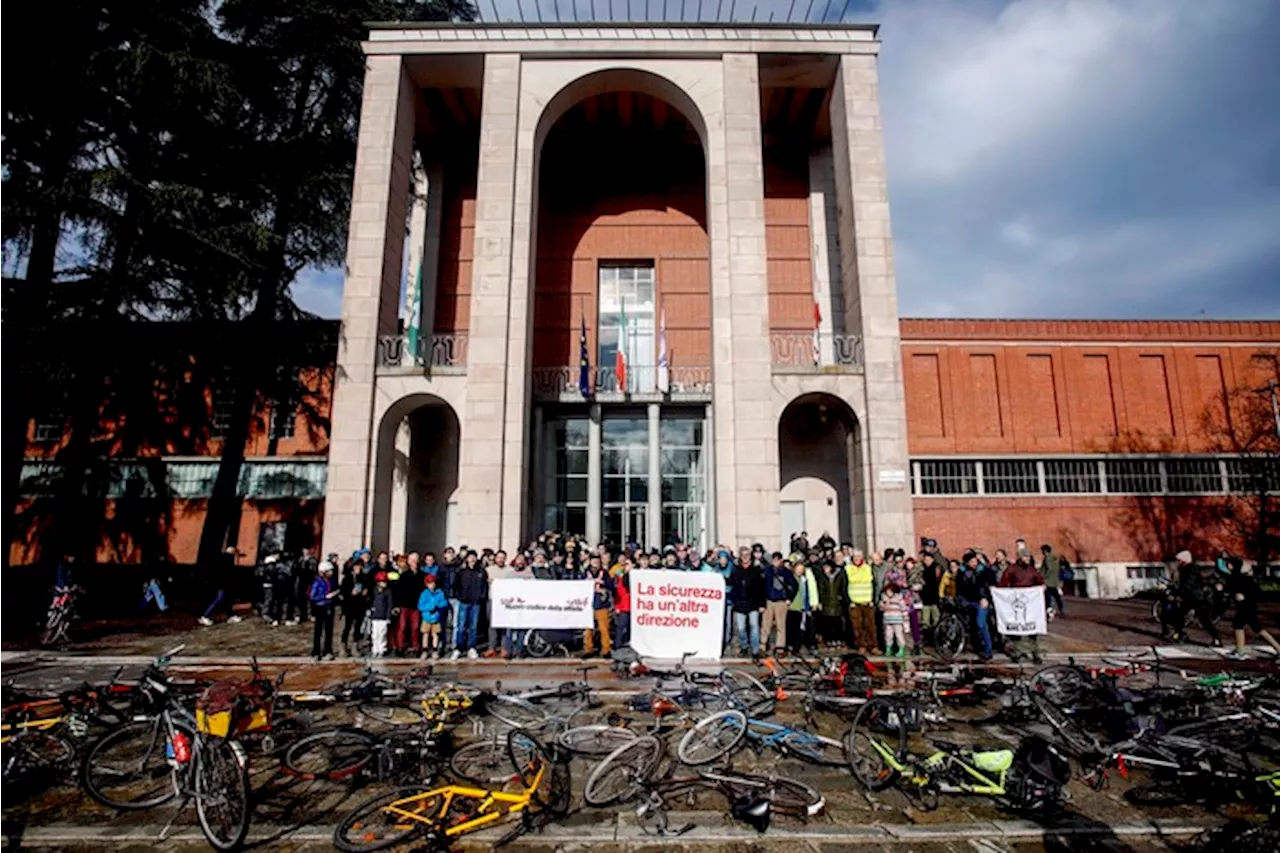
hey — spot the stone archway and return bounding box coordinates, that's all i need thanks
[778,393,864,548]
[370,393,461,555]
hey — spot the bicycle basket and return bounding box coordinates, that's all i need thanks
[196,680,271,738]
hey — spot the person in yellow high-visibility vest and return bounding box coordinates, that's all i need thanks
[844,550,876,654]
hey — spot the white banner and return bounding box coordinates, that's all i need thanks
[490,579,594,629]
[991,585,1048,636]
[629,570,726,659]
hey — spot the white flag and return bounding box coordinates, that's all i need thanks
[991,586,1048,636]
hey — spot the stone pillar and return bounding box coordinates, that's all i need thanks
[829,53,915,552]
[586,404,602,545]
[704,402,717,547]
[530,405,545,536]
[716,53,780,550]
[456,54,521,550]
[322,55,415,556]
[647,403,661,549]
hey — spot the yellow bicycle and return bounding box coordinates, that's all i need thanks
[357,684,477,729]
[333,731,569,851]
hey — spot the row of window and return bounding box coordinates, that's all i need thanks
[18,460,327,500]
[912,456,1279,497]
[34,391,298,444]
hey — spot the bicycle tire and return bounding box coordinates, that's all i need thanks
[1167,715,1259,752]
[677,709,747,766]
[358,702,426,727]
[523,630,553,658]
[558,724,639,757]
[80,717,188,810]
[1031,693,1100,757]
[333,785,435,852]
[3,730,75,781]
[847,698,906,791]
[1031,665,1090,706]
[780,730,846,767]
[934,614,966,660]
[720,670,775,715]
[450,738,517,784]
[487,695,551,729]
[194,738,250,851]
[583,735,663,807]
[718,772,824,817]
[283,728,376,781]
[508,730,565,813]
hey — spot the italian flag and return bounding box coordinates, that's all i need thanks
[616,297,628,392]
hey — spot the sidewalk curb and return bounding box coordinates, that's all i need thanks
[0,818,1213,846]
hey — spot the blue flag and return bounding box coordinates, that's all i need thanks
[578,315,591,398]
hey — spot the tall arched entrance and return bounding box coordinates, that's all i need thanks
[778,394,864,548]
[370,394,460,555]
[526,74,713,549]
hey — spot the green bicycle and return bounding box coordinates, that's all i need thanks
[846,697,1069,815]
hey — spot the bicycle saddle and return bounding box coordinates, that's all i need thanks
[971,749,1014,774]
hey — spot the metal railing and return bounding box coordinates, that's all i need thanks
[531,364,713,399]
[769,332,863,370]
[377,333,468,370]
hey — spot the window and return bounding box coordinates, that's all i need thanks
[598,264,656,393]
[107,464,160,499]
[1225,457,1280,494]
[981,459,1038,494]
[239,461,327,499]
[270,398,296,440]
[1045,459,1102,494]
[660,416,706,548]
[211,385,236,438]
[1165,458,1222,494]
[917,460,978,495]
[544,417,588,536]
[1104,459,1162,494]
[601,416,649,546]
[1126,566,1164,580]
[34,414,65,443]
[19,463,62,496]
[167,462,221,498]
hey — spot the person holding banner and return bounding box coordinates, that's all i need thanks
[610,555,633,651]
[997,550,1045,663]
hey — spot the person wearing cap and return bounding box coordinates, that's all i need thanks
[369,571,394,658]
[418,574,448,659]
[308,562,339,660]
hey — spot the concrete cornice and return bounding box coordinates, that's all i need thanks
[364,22,879,56]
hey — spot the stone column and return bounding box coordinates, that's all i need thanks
[322,55,415,556]
[717,53,780,549]
[586,404,602,545]
[829,53,915,551]
[456,54,521,550]
[647,403,661,549]
[530,405,545,536]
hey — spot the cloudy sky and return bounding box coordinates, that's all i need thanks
[294,0,1280,320]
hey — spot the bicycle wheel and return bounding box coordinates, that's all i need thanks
[357,702,426,727]
[486,695,550,729]
[283,728,376,781]
[934,614,966,660]
[847,698,906,791]
[584,735,663,807]
[508,730,566,813]
[194,738,250,851]
[719,773,824,817]
[677,709,747,766]
[1031,693,1100,757]
[558,725,639,757]
[451,738,520,784]
[334,785,437,852]
[81,717,188,810]
[3,729,75,781]
[523,630,553,658]
[720,670,776,716]
[1032,665,1090,706]
[780,730,846,767]
[1168,715,1260,752]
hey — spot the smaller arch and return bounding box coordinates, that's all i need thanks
[370,393,461,555]
[778,393,865,548]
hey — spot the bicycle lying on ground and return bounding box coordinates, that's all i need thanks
[333,731,569,852]
[847,697,1071,815]
[583,734,824,834]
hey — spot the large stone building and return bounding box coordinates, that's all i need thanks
[12,23,1280,600]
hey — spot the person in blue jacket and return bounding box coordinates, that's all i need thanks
[309,562,339,660]
[955,551,995,660]
[417,574,449,660]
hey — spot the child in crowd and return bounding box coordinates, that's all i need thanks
[369,571,393,658]
[879,582,908,657]
[418,574,448,660]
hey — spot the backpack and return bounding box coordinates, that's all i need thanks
[1058,560,1075,583]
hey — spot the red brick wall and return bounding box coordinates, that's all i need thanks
[764,147,813,333]
[900,319,1280,454]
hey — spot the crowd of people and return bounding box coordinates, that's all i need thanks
[195,530,1277,663]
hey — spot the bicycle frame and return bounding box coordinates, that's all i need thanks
[376,761,545,838]
[865,736,1007,797]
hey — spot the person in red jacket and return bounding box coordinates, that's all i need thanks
[998,549,1044,663]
